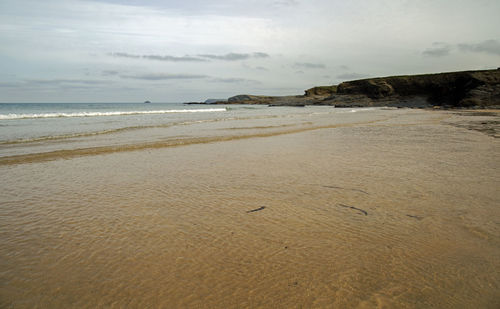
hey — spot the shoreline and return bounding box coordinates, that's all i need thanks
[1,108,498,166]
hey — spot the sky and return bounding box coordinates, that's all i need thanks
[0,0,499,103]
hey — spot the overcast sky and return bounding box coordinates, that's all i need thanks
[0,0,499,102]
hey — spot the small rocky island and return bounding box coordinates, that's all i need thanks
[190,69,500,108]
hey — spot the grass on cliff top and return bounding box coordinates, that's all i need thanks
[306,85,338,94]
[315,85,338,91]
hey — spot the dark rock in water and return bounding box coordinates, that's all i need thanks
[144,100,151,103]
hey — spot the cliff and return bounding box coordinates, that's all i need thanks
[191,69,500,108]
[332,69,500,107]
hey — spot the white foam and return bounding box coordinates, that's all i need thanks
[0,108,227,120]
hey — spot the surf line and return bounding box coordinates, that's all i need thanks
[0,108,227,120]
[0,117,393,166]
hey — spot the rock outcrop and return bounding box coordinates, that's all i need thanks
[187,69,500,108]
[304,85,337,96]
[227,94,275,104]
[333,69,500,107]
[204,98,227,104]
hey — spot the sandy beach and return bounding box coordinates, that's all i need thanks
[1,108,499,308]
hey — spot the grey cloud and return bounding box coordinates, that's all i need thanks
[252,52,270,58]
[109,52,206,62]
[458,40,500,55]
[102,70,119,76]
[210,77,260,84]
[0,82,21,88]
[0,79,114,91]
[422,43,452,57]
[120,73,208,80]
[294,62,326,69]
[336,73,368,80]
[142,55,207,62]
[243,64,269,71]
[120,73,259,84]
[198,52,269,61]
[109,52,267,62]
[59,84,106,90]
[85,0,295,17]
[109,52,141,59]
[25,79,112,85]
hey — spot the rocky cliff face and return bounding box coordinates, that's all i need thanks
[304,85,337,96]
[334,69,500,107]
[193,69,500,108]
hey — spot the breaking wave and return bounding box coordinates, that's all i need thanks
[0,108,227,120]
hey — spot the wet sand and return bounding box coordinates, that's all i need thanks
[1,109,499,308]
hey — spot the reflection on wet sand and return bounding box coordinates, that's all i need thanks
[1,109,499,308]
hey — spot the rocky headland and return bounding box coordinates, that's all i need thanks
[190,69,500,108]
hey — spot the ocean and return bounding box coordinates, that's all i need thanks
[0,103,228,158]
[0,102,370,164]
[1,104,499,308]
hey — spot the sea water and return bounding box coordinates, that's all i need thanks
[0,102,366,162]
[0,103,227,145]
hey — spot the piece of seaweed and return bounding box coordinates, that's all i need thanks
[323,185,369,195]
[337,203,368,216]
[406,214,423,220]
[246,206,266,213]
